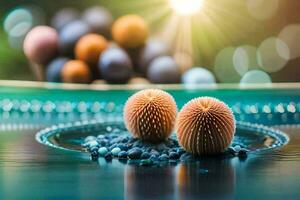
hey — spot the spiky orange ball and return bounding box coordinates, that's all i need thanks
[176,97,235,155]
[124,89,177,143]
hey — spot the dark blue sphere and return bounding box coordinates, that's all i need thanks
[98,47,133,83]
[58,20,91,56]
[82,6,113,38]
[51,8,79,30]
[46,57,69,82]
[138,40,170,75]
[147,56,181,84]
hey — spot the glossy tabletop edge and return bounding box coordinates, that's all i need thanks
[1,80,300,91]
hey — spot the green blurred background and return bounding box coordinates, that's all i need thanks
[1,0,300,82]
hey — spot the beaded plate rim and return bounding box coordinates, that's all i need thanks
[35,119,290,154]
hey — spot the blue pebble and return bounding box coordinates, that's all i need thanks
[104,152,113,161]
[86,141,99,150]
[180,152,193,161]
[150,150,160,157]
[118,151,128,159]
[126,143,133,149]
[88,146,99,153]
[169,152,179,160]
[46,57,69,82]
[141,152,150,159]
[97,135,105,140]
[133,140,143,148]
[238,148,248,158]
[162,149,169,155]
[117,144,128,151]
[111,147,121,156]
[109,143,118,150]
[159,154,169,161]
[121,137,128,143]
[98,147,108,157]
[91,150,99,156]
[149,154,158,161]
[234,145,242,152]
[227,147,237,155]
[140,159,153,166]
[90,150,99,161]
[176,148,185,156]
[128,147,142,159]
[98,139,108,147]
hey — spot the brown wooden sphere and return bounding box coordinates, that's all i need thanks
[75,34,108,66]
[124,89,177,143]
[112,15,148,49]
[61,60,91,83]
[176,97,235,155]
[23,26,58,64]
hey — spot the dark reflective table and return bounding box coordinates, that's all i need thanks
[0,81,300,199]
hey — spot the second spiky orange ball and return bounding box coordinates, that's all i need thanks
[176,97,235,155]
[124,89,177,143]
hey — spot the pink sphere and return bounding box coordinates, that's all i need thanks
[23,26,58,64]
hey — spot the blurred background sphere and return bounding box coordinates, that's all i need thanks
[240,70,272,85]
[51,8,80,30]
[214,47,241,83]
[98,47,133,84]
[82,6,113,37]
[278,24,300,60]
[233,45,259,76]
[138,39,171,75]
[257,37,290,73]
[46,57,69,82]
[58,20,91,56]
[182,67,216,85]
[246,0,279,20]
[147,56,181,84]
[1,0,300,83]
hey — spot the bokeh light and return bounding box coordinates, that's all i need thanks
[233,45,259,76]
[257,37,290,73]
[278,24,300,60]
[169,0,204,16]
[246,0,279,20]
[3,6,45,49]
[214,47,241,83]
[240,69,272,85]
[174,51,194,73]
[4,8,33,37]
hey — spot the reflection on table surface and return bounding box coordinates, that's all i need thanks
[0,125,299,199]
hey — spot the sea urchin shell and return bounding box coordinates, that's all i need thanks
[176,97,235,155]
[124,89,177,143]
